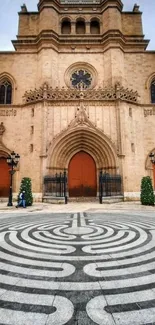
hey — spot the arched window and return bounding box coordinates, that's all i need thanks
[76,20,85,34]
[0,80,12,104]
[90,19,100,34]
[61,19,71,34]
[151,79,155,103]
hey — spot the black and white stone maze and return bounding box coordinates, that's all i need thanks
[0,211,155,324]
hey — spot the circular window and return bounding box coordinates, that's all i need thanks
[65,62,98,89]
[71,69,92,89]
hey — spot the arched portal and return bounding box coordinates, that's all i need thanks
[49,127,118,170]
[0,153,10,197]
[68,151,97,197]
[47,127,119,198]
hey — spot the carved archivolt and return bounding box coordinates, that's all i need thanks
[0,122,5,136]
[47,103,118,170]
[145,149,155,170]
[0,72,16,86]
[23,82,139,104]
[145,72,155,89]
[48,126,118,170]
[0,122,10,157]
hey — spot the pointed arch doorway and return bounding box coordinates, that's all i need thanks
[68,151,97,197]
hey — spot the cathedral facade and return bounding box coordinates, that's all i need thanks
[0,0,155,201]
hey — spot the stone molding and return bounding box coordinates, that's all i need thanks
[124,192,140,200]
[145,148,155,170]
[68,102,96,129]
[0,122,5,136]
[0,122,6,150]
[64,62,98,89]
[145,72,155,89]
[23,82,139,104]
[48,126,118,169]
[0,122,10,157]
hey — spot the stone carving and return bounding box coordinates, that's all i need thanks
[0,122,5,136]
[23,82,139,104]
[68,103,95,128]
[0,122,8,154]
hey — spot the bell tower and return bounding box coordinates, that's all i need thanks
[13,0,148,52]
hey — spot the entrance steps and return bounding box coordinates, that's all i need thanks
[68,196,124,203]
[0,197,8,203]
[43,196,66,204]
[68,197,98,203]
[43,195,124,204]
[101,196,124,204]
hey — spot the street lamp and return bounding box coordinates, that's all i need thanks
[6,151,20,206]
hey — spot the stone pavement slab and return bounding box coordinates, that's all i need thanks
[0,201,155,214]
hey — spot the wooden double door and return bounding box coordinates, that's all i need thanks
[68,151,97,197]
[0,157,10,197]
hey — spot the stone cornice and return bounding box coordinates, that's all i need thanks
[1,101,155,109]
[13,29,149,52]
[38,0,123,12]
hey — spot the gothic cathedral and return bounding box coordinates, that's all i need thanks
[0,0,155,201]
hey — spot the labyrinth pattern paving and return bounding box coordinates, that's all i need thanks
[0,212,155,324]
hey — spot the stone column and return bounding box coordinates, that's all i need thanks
[71,22,76,34]
[86,22,90,34]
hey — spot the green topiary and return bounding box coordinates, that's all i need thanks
[18,177,33,206]
[140,176,154,206]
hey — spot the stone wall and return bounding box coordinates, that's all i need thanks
[0,49,155,105]
[17,4,143,38]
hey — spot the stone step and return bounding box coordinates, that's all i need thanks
[43,195,124,204]
[43,196,66,204]
[0,197,8,203]
[68,197,98,203]
[101,196,124,204]
[69,196,124,203]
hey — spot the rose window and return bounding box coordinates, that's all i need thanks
[70,69,92,89]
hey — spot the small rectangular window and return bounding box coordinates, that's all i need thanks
[129,107,132,117]
[30,144,33,152]
[31,126,34,135]
[31,108,34,117]
[131,143,135,152]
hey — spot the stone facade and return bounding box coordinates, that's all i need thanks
[0,0,155,201]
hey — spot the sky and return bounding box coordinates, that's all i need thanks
[0,0,154,51]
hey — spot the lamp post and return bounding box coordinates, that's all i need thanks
[6,151,20,206]
[149,152,155,189]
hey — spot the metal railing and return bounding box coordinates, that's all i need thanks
[44,171,67,204]
[99,170,122,204]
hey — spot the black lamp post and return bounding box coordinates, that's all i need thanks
[6,151,20,206]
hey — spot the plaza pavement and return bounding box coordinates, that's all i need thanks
[0,200,155,213]
[0,202,155,324]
